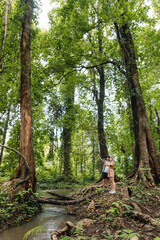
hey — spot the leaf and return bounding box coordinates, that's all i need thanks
[23,226,47,240]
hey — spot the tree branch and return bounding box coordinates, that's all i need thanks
[0,144,31,187]
[53,60,126,86]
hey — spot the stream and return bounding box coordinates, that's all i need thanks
[0,189,76,240]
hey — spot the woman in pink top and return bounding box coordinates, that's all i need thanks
[105,157,116,194]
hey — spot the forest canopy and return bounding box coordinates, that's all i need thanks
[0,0,160,189]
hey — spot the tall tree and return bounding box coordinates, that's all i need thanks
[16,0,36,191]
[91,13,109,158]
[113,1,160,185]
[61,76,75,178]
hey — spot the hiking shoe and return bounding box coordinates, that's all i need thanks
[106,189,110,192]
[109,190,116,194]
[102,189,105,193]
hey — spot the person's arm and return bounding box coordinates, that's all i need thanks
[98,154,104,163]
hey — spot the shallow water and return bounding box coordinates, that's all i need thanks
[0,189,76,240]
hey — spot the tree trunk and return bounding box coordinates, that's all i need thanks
[0,104,11,164]
[89,14,109,159]
[63,125,72,177]
[155,108,160,152]
[96,18,109,158]
[0,0,12,72]
[114,22,160,185]
[92,136,95,179]
[96,65,109,158]
[62,78,75,178]
[19,0,36,191]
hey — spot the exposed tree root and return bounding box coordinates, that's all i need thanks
[131,202,142,213]
[126,168,137,179]
[127,211,160,227]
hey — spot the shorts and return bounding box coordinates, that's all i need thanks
[102,172,109,179]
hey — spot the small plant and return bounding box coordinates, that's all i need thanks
[22,226,47,240]
[73,221,84,235]
[102,230,115,240]
[59,237,74,240]
[106,206,121,216]
[118,229,140,239]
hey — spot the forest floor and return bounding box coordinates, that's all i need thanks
[58,180,160,240]
[0,180,160,240]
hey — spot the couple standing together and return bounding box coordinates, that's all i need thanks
[98,154,116,194]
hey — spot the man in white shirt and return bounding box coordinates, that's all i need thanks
[98,154,110,192]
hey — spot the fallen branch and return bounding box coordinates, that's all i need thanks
[37,192,96,205]
[47,192,74,200]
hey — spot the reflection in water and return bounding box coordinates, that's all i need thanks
[0,190,76,240]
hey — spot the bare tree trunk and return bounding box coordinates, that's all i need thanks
[19,0,36,191]
[0,0,12,72]
[114,21,160,185]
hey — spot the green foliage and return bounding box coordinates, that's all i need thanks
[22,226,47,240]
[102,230,115,240]
[59,237,74,240]
[117,229,140,240]
[0,188,41,230]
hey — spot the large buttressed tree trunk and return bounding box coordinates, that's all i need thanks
[114,21,160,186]
[19,0,36,191]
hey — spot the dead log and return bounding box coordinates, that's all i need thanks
[47,192,74,200]
[51,221,76,240]
[37,192,96,205]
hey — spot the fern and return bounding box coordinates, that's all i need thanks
[23,226,47,240]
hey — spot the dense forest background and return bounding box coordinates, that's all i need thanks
[0,0,160,189]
